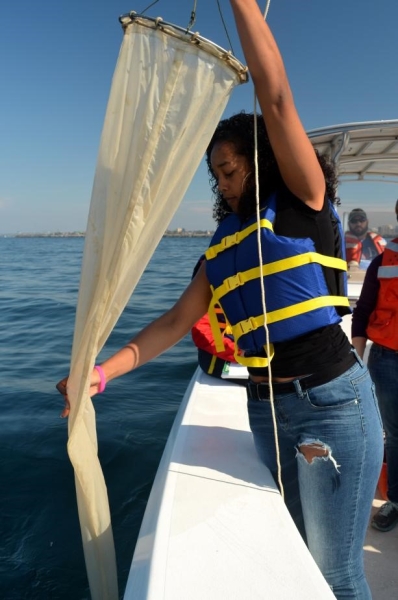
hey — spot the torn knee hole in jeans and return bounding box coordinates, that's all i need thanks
[297,440,341,472]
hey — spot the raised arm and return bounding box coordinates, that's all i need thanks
[229,0,325,208]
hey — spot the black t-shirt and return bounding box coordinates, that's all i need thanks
[247,188,354,379]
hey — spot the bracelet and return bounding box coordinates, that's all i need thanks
[94,365,106,394]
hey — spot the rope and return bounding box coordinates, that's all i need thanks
[147,0,283,498]
[252,0,285,500]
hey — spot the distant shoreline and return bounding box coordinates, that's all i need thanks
[3,230,214,239]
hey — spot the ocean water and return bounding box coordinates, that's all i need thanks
[0,235,209,599]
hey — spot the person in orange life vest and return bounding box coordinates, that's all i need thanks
[345,208,386,265]
[191,255,246,384]
[352,208,398,533]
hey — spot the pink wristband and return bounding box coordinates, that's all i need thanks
[94,365,106,394]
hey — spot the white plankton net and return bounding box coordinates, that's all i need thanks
[65,13,247,600]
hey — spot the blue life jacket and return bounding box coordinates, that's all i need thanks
[205,193,349,368]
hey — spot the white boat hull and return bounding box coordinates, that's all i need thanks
[124,368,335,599]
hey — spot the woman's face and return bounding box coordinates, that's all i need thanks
[210,141,251,214]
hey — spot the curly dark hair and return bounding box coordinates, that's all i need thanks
[205,112,339,224]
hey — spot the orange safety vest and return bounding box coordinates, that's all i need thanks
[345,232,385,263]
[366,238,398,350]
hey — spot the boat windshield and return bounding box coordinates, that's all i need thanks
[342,204,395,304]
[307,120,398,304]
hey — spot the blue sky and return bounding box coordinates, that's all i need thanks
[1,0,398,234]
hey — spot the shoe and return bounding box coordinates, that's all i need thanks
[371,501,398,532]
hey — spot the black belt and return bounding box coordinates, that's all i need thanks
[247,355,357,401]
[247,374,324,401]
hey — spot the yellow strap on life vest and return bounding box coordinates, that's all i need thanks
[208,354,217,375]
[232,295,350,345]
[212,252,347,303]
[233,344,275,368]
[208,292,227,353]
[205,218,273,260]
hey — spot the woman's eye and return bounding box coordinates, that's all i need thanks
[225,171,234,178]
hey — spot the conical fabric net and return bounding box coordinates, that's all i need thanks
[65,15,247,599]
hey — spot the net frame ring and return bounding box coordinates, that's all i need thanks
[118,11,249,85]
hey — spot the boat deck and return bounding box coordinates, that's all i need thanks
[365,494,398,599]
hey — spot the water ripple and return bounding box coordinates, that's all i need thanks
[0,235,208,599]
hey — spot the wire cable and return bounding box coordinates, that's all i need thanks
[216,0,235,54]
[186,0,198,31]
[141,0,160,16]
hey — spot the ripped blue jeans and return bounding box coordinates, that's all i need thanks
[247,351,383,600]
